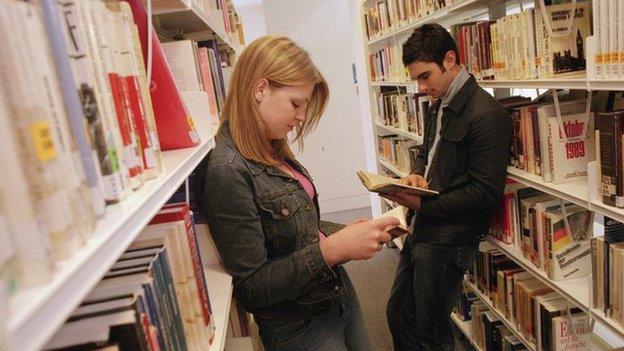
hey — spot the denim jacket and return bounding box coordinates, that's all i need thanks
[411,75,512,245]
[198,123,348,319]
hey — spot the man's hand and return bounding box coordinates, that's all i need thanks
[381,174,428,210]
[398,174,428,188]
[381,192,422,210]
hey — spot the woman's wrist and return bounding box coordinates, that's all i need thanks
[319,236,342,267]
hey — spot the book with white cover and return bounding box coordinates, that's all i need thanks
[0,1,83,262]
[538,100,595,183]
[40,0,106,219]
[551,313,591,351]
[80,0,132,198]
[57,0,124,203]
[161,40,203,92]
[539,1,590,77]
[0,79,52,287]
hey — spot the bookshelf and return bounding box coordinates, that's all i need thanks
[451,312,484,351]
[6,137,215,351]
[371,77,624,91]
[0,0,243,349]
[464,280,537,350]
[485,236,624,348]
[506,166,589,208]
[154,0,240,52]
[358,0,624,349]
[378,158,409,178]
[376,123,423,143]
[365,0,487,47]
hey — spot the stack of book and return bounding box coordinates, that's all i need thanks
[43,203,215,351]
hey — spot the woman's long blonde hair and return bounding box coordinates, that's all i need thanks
[220,35,329,165]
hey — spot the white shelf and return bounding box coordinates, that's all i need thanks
[371,77,624,92]
[6,137,215,351]
[206,266,233,351]
[365,0,487,47]
[487,237,624,348]
[451,312,483,351]
[378,158,409,178]
[375,123,423,143]
[590,200,624,225]
[506,167,589,209]
[464,280,537,350]
[153,0,239,52]
[478,76,587,90]
[369,81,412,87]
[486,237,590,313]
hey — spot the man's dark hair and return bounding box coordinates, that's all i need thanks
[402,23,460,68]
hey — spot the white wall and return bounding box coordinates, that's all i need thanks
[261,0,371,214]
[231,0,267,43]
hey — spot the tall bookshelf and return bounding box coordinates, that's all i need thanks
[1,0,241,350]
[357,0,624,349]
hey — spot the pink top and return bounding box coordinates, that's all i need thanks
[283,162,326,241]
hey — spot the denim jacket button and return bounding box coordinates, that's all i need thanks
[334,285,340,291]
[282,208,290,216]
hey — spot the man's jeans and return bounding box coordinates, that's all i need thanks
[387,238,478,351]
[256,277,372,351]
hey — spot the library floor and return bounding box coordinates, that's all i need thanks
[329,208,472,351]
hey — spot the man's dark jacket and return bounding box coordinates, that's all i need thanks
[412,75,512,245]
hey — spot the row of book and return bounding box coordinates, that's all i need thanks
[501,91,624,210]
[378,135,418,174]
[0,0,160,295]
[368,44,408,83]
[491,182,592,281]
[454,289,530,351]
[44,203,216,351]
[591,217,624,328]
[468,242,592,351]
[457,0,624,81]
[502,94,596,185]
[161,38,228,127]
[454,1,592,81]
[153,0,244,48]
[362,0,458,41]
[368,1,624,82]
[0,0,230,300]
[372,88,431,136]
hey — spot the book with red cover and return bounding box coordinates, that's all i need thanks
[123,0,200,150]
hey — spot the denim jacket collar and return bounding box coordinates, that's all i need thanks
[217,122,312,180]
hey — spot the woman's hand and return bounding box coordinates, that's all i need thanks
[319,216,399,267]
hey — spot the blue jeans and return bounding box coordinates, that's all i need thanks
[386,238,477,351]
[256,276,371,351]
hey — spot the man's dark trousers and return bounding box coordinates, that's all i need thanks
[386,236,477,351]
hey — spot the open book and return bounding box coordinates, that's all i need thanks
[357,170,439,197]
[377,206,410,238]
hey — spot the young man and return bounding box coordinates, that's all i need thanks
[382,24,512,350]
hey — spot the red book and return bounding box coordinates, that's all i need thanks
[125,75,156,172]
[109,73,142,180]
[123,0,200,150]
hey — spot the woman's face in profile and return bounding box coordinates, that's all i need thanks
[255,81,315,139]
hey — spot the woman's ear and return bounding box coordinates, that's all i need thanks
[254,78,270,103]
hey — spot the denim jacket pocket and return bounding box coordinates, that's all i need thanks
[258,191,302,258]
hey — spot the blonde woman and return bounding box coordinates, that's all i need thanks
[199,36,398,351]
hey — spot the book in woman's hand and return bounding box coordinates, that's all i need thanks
[376,206,409,238]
